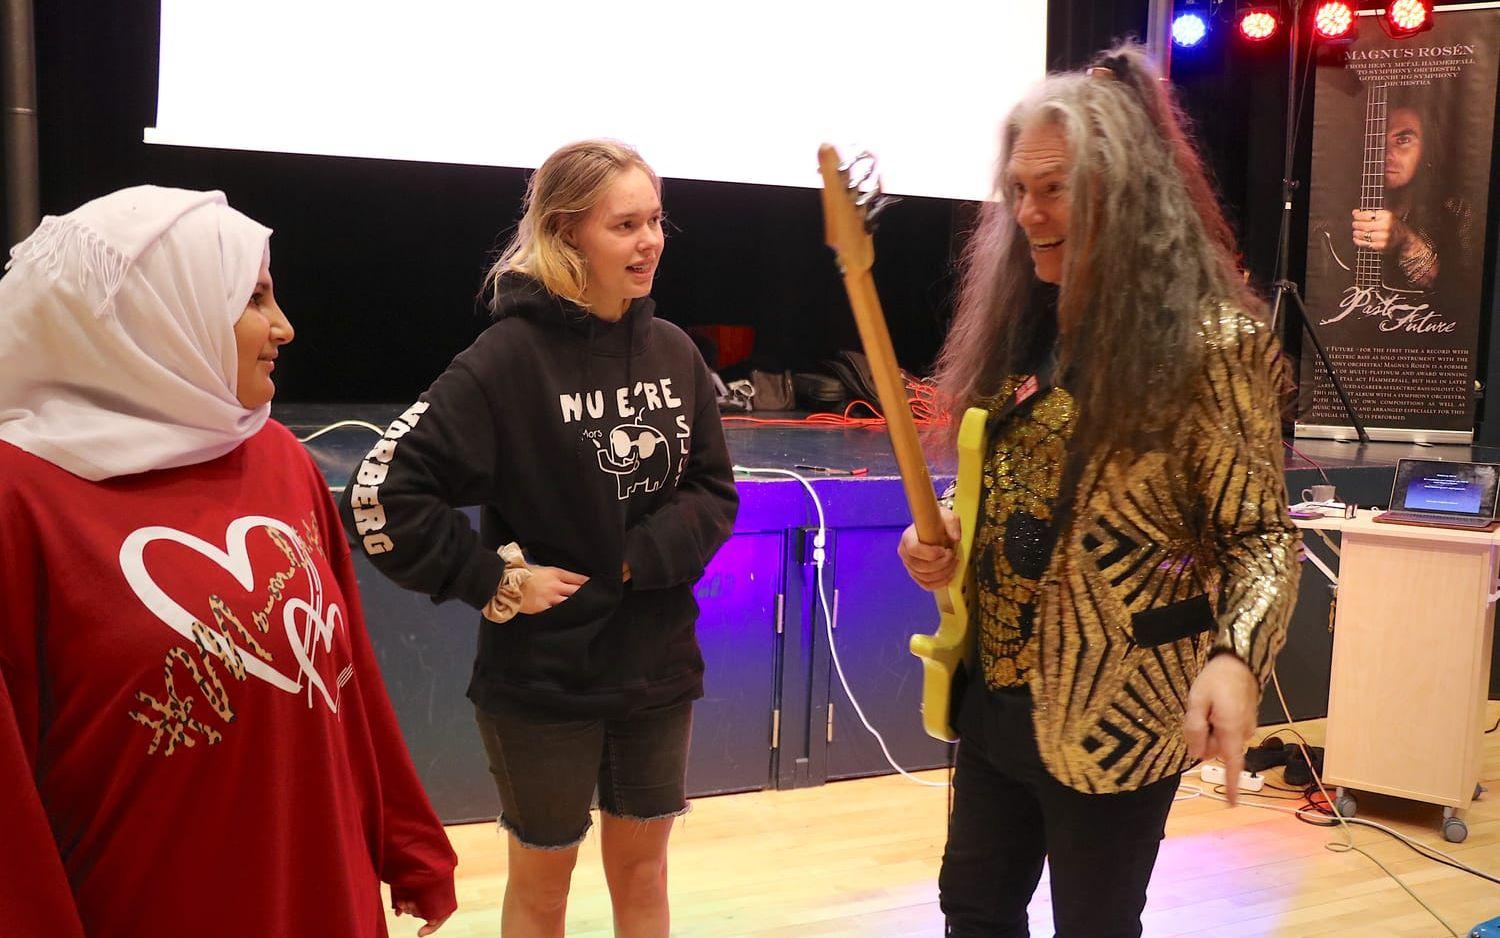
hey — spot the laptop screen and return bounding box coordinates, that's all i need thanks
[1390,459,1500,519]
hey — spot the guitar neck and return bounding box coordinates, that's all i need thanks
[841,273,947,545]
[1357,82,1388,288]
[816,144,946,546]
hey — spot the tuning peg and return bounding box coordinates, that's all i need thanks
[837,149,873,174]
[832,147,898,232]
[863,193,899,229]
[864,193,894,229]
[841,151,878,190]
[855,169,900,230]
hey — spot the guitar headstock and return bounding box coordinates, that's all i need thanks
[818,144,897,276]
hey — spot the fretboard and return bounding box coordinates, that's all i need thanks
[1356,82,1388,288]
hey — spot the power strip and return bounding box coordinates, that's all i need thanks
[1199,763,1264,793]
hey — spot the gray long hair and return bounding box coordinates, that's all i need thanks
[933,43,1266,462]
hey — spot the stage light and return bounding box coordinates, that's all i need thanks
[1236,6,1281,41]
[1173,11,1209,47]
[1385,0,1434,36]
[1312,1,1356,40]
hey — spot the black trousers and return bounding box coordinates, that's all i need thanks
[940,677,1180,938]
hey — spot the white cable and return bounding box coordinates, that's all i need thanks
[734,465,948,788]
[1185,783,1499,890]
[1184,779,1491,874]
[295,419,385,443]
[1319,815,1500,885]
[1265,670,1464,936]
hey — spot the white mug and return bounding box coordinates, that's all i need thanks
[1301,484,1336,503]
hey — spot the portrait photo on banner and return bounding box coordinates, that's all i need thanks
[1298,9,1499,438]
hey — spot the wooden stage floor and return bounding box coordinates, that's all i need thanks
[382,704,1500,937]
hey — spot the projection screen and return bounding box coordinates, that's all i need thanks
[149,1,1049,201]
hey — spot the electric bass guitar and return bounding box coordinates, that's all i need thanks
[816,145,986,743]
[1318,80,1420,313]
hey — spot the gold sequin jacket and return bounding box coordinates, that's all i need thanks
[1012,307,1299,794]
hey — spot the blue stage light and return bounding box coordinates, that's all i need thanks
[1172,12,1209,47]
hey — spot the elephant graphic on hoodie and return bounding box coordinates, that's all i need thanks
[596,420,673,500]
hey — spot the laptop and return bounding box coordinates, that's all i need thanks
[1374,458,1500,531]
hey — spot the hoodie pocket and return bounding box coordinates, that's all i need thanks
[479,578,620,686]
[1129,593,1215,647]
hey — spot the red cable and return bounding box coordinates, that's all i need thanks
[722,377,950,429]
[1282,440,1332,486]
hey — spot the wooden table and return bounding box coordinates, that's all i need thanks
[1295,509,1498,842]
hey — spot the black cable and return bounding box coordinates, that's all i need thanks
[1383,832,1497,880]
[1290,783,1500,884]
[1265,673,1500,899]
[1295,785,1334,822]
[1286,13,1318,163]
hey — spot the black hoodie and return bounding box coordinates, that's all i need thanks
[340,273,738,719]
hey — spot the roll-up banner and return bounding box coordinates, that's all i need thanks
[1297,5,1500,443]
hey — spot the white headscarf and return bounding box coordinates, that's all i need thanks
[0,185,273,480]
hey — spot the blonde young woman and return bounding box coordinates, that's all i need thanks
[342,140,738,937]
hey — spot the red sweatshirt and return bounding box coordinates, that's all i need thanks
[0,423,457,937]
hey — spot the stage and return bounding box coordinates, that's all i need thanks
[287,400,1500,511]
[280,402,1500,823]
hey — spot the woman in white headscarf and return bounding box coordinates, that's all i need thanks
[0,186,457,938]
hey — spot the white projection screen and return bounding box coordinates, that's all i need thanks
[149,1,1048,202]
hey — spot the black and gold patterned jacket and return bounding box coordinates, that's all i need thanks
[1019,306,1299,794]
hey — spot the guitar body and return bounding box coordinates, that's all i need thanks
[908,406,987,743]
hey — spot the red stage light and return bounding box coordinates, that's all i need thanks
[1313,1,1357,40]
[1386,0,1433,35]
[1238,8,1280,41]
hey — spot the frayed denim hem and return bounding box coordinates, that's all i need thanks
[598,801,693,824]
[496,813,591,851]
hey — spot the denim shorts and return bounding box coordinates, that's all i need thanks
[474,700,694,849]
